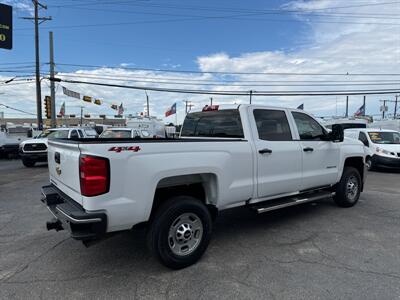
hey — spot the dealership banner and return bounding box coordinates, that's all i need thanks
[62,86,81,99]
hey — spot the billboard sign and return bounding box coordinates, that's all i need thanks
[0,3,12,50]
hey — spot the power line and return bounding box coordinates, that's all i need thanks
[0,103,36,115]
[59,4,400,21]
[15,15,400,31]
[52,0,400,11]
[57,73,400,87]
[49,77,400,96]
[56,71,400,84]
[55,63,400,76]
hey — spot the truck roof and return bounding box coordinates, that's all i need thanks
[345,128,398,133]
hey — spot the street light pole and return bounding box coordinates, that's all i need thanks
[145,90,150,117]
[49,31,56,128]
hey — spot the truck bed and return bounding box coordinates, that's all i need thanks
[53,137,247,143]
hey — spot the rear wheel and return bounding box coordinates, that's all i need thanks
[334,166,361,207]
[22,159,36,167]
[147,196,212,269]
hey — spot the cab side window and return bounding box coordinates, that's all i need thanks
[358,132,369,147]
[292,112,325,141]
[77,130,83,138]
[253,109,292,141]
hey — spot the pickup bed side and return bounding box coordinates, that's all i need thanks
[48,138,254,232]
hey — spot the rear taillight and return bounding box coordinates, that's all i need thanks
[79,155,110,197]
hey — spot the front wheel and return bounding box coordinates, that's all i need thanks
[22,158,36,167]
[366,157,373,171]
[334,166,361,207]
[147,196,212,269]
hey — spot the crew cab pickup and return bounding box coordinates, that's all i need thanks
[41,105,366,269]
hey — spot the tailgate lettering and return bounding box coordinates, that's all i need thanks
[108,146,141,153]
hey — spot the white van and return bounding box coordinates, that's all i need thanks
[344,128,400,170]
[126,116,165,138]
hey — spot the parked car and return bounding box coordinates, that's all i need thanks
[99,127,150,139]
[19,127,97,167]
[344,128,400,170]
[41,105,366,269]
[0,125,36,158]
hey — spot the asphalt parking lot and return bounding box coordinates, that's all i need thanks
[0,159,399,300]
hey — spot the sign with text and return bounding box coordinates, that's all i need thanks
[0,3,12,50]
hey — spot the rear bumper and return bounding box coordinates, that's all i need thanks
[372,155,400,169]
[41,184,107,241]
[20,151,48,162]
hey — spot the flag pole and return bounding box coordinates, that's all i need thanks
[175,105,178,126]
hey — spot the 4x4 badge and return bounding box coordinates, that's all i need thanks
[108,146,141,153]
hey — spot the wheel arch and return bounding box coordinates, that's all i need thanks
[149,173,219,221]
[342,156,365,191]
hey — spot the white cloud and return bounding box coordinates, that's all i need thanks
[1,0,399,123]
[2,0,33,14]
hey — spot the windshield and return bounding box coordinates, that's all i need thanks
[38,130,69,139]
[368,131,400,144]
[100,130,131,138]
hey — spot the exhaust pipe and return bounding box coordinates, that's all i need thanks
[46,219,64,231]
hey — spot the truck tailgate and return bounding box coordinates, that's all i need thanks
[48,140,83,206]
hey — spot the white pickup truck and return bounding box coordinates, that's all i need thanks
[41,105,366,269]
[20,127,98,167]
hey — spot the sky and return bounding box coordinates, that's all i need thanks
[0,0,400,123]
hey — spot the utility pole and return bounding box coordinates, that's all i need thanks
[80,106,83,126]
[182,100,193,114]
[49,31,56,128]
[382,100,387,119]
[363,95,366,116]
[22,1,51,130]
[380,99,397,120]
[145,90,150,117]
[345,96,349,118]
[249,90,253,104]
[210,97,213,106]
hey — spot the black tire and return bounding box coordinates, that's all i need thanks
[334,166,361,207]
[22,159,36,167]
[147,196,212,269]
[366,157,373,171]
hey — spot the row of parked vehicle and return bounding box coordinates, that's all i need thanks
[17,117,175,167]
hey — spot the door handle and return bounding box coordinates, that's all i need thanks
[303,147,314,152]
[259,148,272,154]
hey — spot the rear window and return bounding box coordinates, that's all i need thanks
[100,130,132,138]
[181,110,244,138]
[44,130,70,139]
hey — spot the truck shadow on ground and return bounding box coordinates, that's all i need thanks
[73,199,338,273]
[369,168,400,174]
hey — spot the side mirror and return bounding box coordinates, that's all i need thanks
[330,124,344,142]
